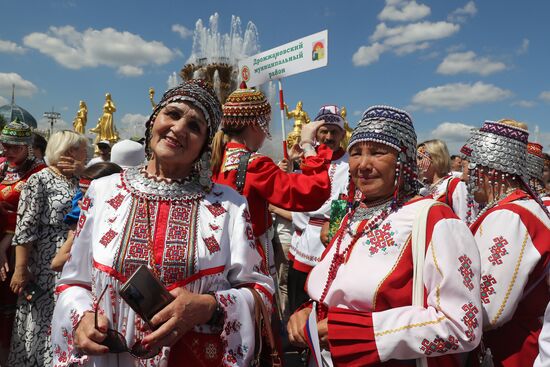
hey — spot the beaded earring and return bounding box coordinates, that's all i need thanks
[192,150,213,192]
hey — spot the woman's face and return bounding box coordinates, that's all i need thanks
[416,146,434,182]
[349,141,398,202]
[149,102,208,169]
[246,126,267,152]
[1,143,28,166]
[68,141,88,163]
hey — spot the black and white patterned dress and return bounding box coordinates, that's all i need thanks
[8,168,76,367]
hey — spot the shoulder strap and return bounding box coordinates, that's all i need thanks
[412,199,439,367]
[235,151,252,194]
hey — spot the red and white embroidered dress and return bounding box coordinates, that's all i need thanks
[470,189,550,367]
[306,198,482,366]
[429,175,470,222]
[212,142,332,272]
[289,149,349,273]
[51,167,274,367]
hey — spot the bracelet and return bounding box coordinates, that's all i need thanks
[206,292,224,328]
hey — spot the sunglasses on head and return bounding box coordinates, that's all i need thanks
[95,285,159,359]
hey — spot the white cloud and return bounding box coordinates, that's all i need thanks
[517,38,529,55]
[119,113,148,138]
[371,21,460,46]
[431,122,476,142]
[117,65,144,77]
[512,100,536,108]
[378,0,431,22]
[436,51,506,76]
[394,42,430,55]
[0,96,7,105]
[0,39,26,54]
[539,91,550,103]
[411,82,512,110]
[448,1,477,22]
[352,43,387,66]
[0,72,38,98]
[23,26,176,74]
[353,110,363,117]
[171,24,193,39]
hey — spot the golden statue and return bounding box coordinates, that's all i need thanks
[72,100,87,134]
[90,93,119,152]
[284,101,311,148]
[341,106,353,149]
[149,87,156,109]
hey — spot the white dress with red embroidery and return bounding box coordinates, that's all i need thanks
[51,167,274,367]
[470,189,550,367]
[430,175,470,222]
[289,150,349,272]
[306,198,482,367]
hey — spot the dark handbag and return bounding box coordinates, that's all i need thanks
[251,289,282,367]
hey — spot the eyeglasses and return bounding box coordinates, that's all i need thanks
[95,285,159,359]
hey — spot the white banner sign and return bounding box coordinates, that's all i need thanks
[238,29,328,87]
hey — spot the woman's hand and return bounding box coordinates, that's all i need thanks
[318,318,329,349]
[278,159,291,173]
[320,222,330,247]
[287,307,312,348]
[0,234,13,281]
[140,287,216,350]
[73,311,109,355]
[288,144,304,163]
[58,155,85,177]
[10,265,31,294]
[300,120,324,147]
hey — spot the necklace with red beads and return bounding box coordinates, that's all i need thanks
[318,198,394,306]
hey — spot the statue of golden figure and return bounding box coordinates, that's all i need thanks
[90,93,119,151]
[284,101,311,148]
[341,106,353,149]
[149,87,156,109]
[72,100,87,134]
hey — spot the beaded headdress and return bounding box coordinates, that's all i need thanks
[144,79,222,192]
[347,105,419,205]
[222,82,272,138]
[468,120,528,177]
[526,142,544,182]
[314,105,345,131]
[0,119,32,146]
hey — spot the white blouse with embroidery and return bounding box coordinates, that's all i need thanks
[51,167,274,367]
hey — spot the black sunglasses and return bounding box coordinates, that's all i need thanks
[95,285,159,359]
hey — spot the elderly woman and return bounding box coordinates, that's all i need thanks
[466,119,550,366]
[288,105,482,367]
[0,120,47,364]
[51,80,273,367]
[417,139,471,222]
[8,129,86,367]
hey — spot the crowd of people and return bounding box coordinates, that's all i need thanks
[0,79,549,367]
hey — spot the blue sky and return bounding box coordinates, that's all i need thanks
[1,0,549,158]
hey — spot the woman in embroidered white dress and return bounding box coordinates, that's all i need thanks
[288,105,482,367]
[416,139,471,223]
[466,119,550,367]
[51,80,274,367]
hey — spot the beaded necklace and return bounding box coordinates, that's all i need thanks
[428,175,451,196]
[318,198,393,306]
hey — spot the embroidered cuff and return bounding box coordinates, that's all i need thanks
[328,307,380,366]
